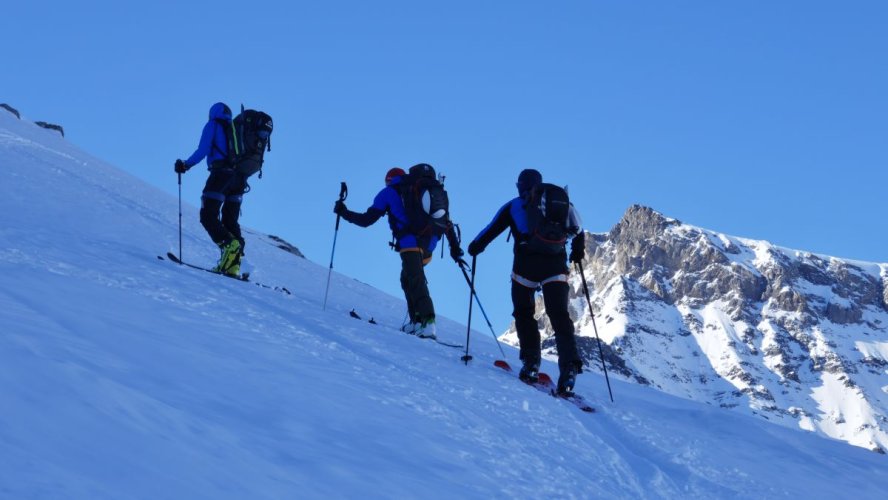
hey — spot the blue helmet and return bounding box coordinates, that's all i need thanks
[208,102,232,121]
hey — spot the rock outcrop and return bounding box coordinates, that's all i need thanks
[503,204,888,453]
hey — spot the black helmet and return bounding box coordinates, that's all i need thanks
[516,169,542,197]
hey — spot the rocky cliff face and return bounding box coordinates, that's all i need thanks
[503,205,888,453]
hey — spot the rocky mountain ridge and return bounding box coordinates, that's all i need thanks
[504,205,888,453]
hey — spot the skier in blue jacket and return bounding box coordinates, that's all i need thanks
[467,168,586,394]
[334,166,464,339]
[174,102,244,276]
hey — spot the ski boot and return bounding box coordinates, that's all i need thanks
[518,358,541,384]
[556,364,579,396]
[214,238,242,276]
[415,318,437,340]
[401,322,420,335]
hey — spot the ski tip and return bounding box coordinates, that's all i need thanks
[156,255,164,260]
[493,359,512,372]
[538,373,554,386]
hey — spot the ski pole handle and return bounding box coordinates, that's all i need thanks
[335,182,348,230]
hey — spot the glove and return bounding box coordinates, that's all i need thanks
[570,237,586,263]
[334,200,347,216]
[467,240,483,257]
[174,159,189,174]
[450,245,464,263]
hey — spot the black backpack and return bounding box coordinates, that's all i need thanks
[524,183,571,254]
[223,107,273,178]
[396,163,450,238]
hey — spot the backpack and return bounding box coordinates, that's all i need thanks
[396,163,450,238]
[524,183,571,254]
[221,107,273,178]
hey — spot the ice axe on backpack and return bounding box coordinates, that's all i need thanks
[323,182,348,311]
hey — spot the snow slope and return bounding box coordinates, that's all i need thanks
[2,109,887,498]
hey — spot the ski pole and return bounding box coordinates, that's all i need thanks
[576,262,614,402]
[322,182,347,311]
[177,172,183,264]
[458,258,507,358]
[461,255,477,364]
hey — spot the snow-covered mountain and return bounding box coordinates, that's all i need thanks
[3,106,888,498]
[510,204,888,454]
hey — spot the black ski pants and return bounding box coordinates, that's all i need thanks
[511,279,580,373]
[200,168,247,247]
[400,249,435,324]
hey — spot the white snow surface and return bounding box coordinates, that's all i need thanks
[2,111,887,498]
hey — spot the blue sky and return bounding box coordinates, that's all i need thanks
[5,1,887,333]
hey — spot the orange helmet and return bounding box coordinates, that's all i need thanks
[385,167,406,186]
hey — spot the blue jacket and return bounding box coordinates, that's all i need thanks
[340,176,442,252]
[185,102,232,169]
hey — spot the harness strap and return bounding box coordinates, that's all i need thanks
[400,247,433,266]
[511,271,568,289]
[202,191,225,202]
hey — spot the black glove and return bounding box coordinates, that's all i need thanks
[467,240,483,257]
[450,245,464,263]
[174,159,189,174]
[334,200,347,216]
[570,238,585,264]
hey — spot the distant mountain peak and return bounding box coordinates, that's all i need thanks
[609,204,680,243]
[507,204,888,453]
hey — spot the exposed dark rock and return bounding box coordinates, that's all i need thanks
[35,121,64,137]
[825,302,863,324]
[1,103,20,119]
[267,234,304,258]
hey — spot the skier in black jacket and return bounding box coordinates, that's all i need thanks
[467,169,586,394]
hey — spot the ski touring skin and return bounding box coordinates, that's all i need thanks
[159,253,292,295]
[494,360,595,413]
[348,309,464,349]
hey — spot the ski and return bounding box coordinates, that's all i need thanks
[550,388,596,413]
[429,338,463,349]
[493,360,595,413]
[162,253,250,281]
[160,253,292,295]
[348,310,464,349]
